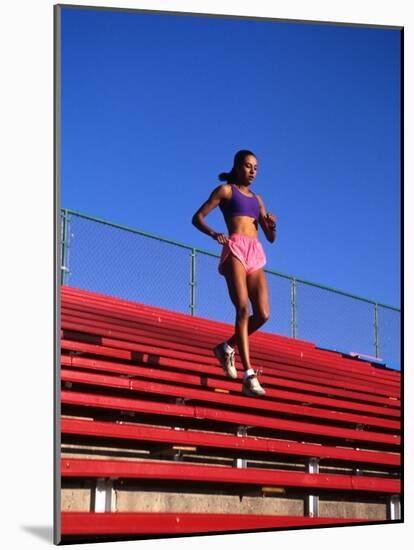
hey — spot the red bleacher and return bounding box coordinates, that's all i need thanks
[60,286,401,541]
[61,512,366,536]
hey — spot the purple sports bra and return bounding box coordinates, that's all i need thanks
[219,183,260,221]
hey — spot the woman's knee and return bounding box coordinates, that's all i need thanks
[236,303,250,321]
[256,308,270,325]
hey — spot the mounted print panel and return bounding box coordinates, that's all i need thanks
[54,4,402,545]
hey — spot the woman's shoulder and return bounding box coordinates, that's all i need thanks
[215,183,232,200]
[254,192,265,207]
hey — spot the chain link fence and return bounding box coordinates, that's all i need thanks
[60,209,400,367]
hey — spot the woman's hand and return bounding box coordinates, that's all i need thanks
[212,232,229,244]
[265,212,277,230]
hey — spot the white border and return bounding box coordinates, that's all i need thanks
[1,1,410,548]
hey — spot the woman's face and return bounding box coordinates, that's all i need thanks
[236,155,258,185]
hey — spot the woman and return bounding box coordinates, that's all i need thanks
[192,150,277,397]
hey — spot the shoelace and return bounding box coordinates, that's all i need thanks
[244,368,263,382]
[245,370,265,394]
[249,368,263,378]
[225,350,235,368]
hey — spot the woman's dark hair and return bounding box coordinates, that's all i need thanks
[218,149,256,182]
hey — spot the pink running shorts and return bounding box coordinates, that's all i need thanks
[218,233,267,276]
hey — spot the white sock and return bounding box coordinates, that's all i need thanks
[223,341,234,353]
[244,368,255,380]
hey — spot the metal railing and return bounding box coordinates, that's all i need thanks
[60,208,400,367]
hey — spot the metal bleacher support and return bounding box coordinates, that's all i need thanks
[387,494,401,521]
[234,426,248,469]
[305,457,320,518]
[92,478,115,513]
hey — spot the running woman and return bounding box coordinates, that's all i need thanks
[192,150,277,396]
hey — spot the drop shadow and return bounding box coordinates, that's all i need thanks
[20,525,54,544]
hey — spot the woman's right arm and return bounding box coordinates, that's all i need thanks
[191,184,230,243]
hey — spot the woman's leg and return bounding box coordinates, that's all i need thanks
[247,267,270,327]
[221,255,252,372]
[226,268,270,348]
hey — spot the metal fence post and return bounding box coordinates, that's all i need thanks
[189,248,197,316]
[291,277,297,338]
[374,303,379,358]
[60,209,71,285]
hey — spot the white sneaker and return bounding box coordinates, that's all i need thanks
[213,343,237,379]
[242,372,265,397]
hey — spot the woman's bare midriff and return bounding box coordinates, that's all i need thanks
[225,216,258,238]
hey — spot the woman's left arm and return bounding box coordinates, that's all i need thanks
[257,194,277,243]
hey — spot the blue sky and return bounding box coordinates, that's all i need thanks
[61,7,401,309]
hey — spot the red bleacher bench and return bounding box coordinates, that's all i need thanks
[61,512,366,537]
